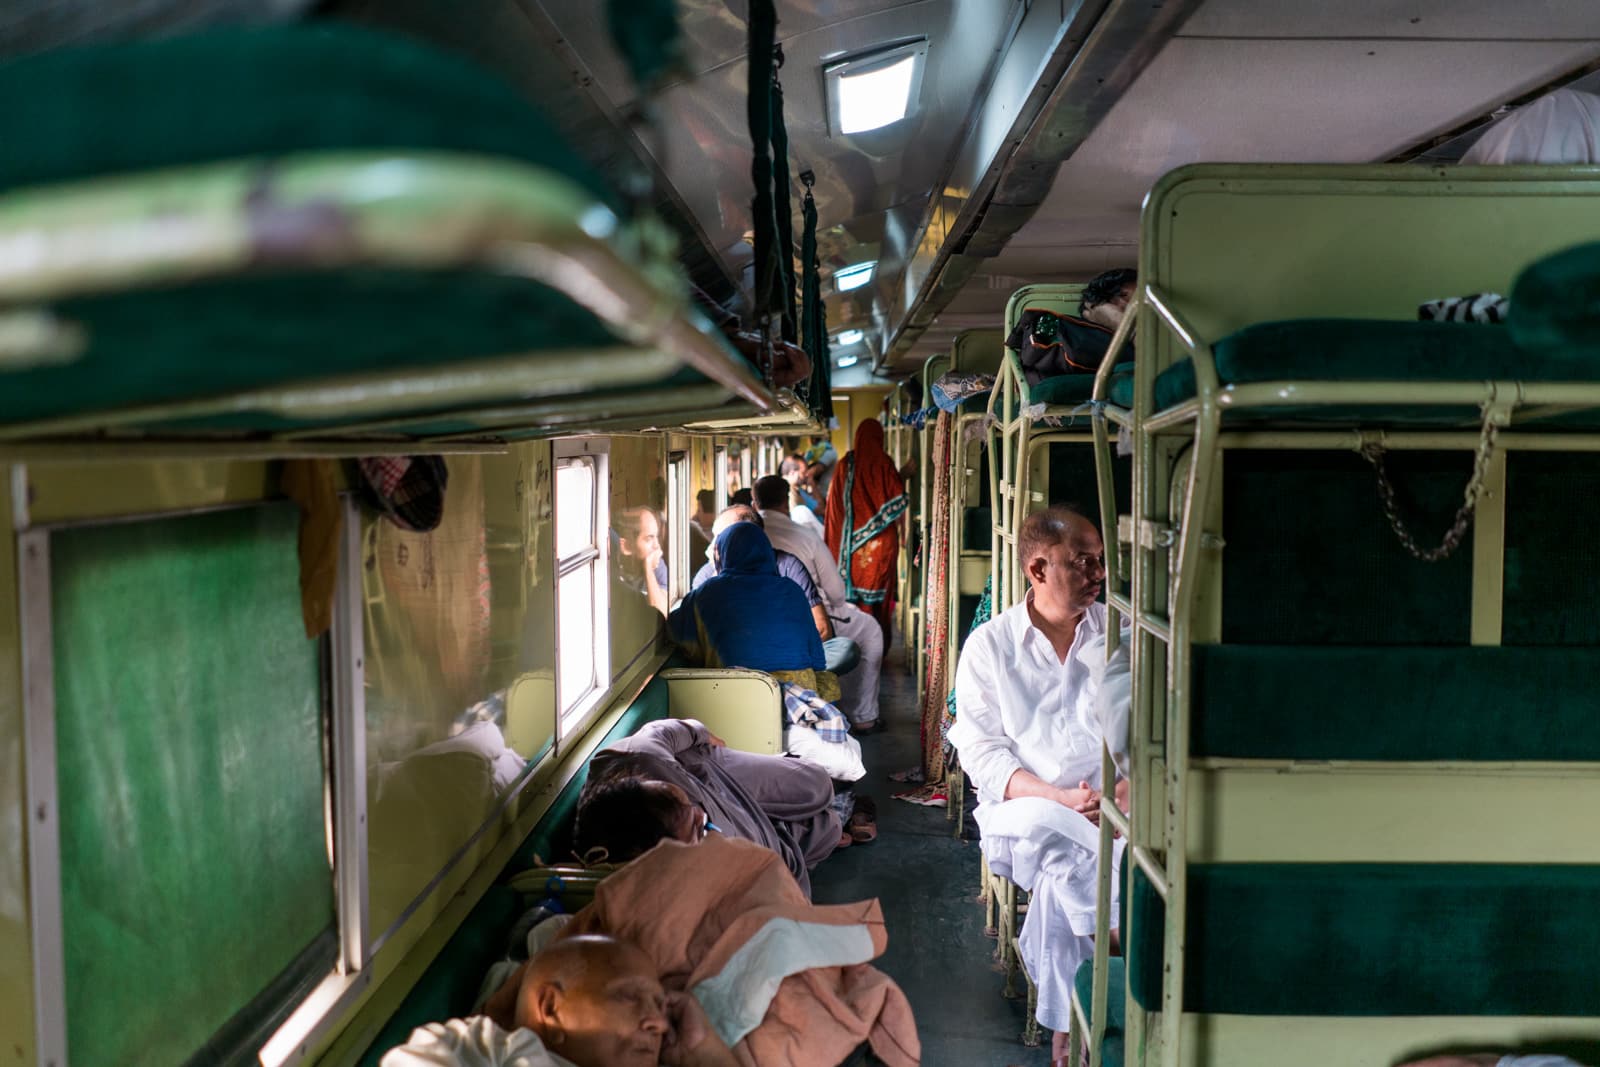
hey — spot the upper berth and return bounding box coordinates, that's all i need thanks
[1099,164,1600,434]
[0,25,780,449]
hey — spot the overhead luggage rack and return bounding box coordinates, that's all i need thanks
[0,26,778,452]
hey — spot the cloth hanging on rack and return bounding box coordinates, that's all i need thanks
[918,410,954,782]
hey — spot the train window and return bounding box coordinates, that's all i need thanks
[554,440,610,731]
[713,445,730,512]
[667,450,691,603]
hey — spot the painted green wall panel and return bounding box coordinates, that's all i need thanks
[52,503,331,1066]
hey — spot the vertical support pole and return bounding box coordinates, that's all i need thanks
[19,528,67,1067]
[1470,446,1508,647]
[331,497,369,973]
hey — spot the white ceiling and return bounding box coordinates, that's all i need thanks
[510,0,1600,377]
[918,0,1600,373]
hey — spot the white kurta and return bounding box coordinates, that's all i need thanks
[380,1017,576,1067]
[762,507,885,726]
[947,596,1130,1033]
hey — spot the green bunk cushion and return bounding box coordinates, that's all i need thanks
[1191,645,1600,761]
[1222,450,1472,645]
[1125,863,1164,1012]
[1073,958,1127,1066]
[1107,365,1135,409]
[3,270,625,426]
[956,594,983,647]
[1047,440,1132,517]
[1028,362,1135,410]
[0,24,614,206]
[1028,373,1096,406]
[962,506,992,551]
[1126,863,1600,1017]
[355,885,523,1067]
[1508,241,1600,363]
[1503,453,1600,645]
[1147,319,1530,411]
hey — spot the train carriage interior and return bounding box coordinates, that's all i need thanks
[3,1,1600,1065]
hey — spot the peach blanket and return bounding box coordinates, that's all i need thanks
[563,836,920,1067]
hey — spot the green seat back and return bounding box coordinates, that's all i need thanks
[1127,863,1600,1017]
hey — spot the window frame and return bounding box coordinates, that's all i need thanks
[552,438,611,743]
[713,445,730,514]
[18,498,370,1067]
[666,450,692,604]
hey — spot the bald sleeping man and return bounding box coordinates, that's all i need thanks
[382,935,739,1067]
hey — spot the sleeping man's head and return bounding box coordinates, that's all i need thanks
[515,935,670,1067]
[574,776,709,864]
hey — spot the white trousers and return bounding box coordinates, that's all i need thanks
[832,605,884,726]
[979,797,1124,1034]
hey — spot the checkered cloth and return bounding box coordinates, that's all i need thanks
[779,683,851,744]
[354,455,449,532]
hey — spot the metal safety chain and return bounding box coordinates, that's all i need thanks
[1358,401,1503,563]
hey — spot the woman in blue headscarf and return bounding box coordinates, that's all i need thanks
[668,523,825,675]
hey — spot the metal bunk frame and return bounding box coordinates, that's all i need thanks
[1075,163,1600,1067]
[983,282,1107,1048]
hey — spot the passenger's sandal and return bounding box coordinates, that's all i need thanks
[847,797,878,843]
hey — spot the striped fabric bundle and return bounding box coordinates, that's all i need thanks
[780,682,851,744]
[1417,292,1509,323]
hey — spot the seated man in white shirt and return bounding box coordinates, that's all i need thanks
[946,505,1129,1064]
[778,455,827,538]
[752,475,887,733]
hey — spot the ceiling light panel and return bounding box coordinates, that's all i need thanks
[835,329,865,345]
[834,261,876,292]
[825,39,928,137]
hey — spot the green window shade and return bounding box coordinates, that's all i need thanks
[52,503,332,1066]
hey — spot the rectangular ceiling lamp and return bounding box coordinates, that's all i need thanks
[825,39,928,136]
[833,261,875,292]
[834,328,864,345]
[836,353,861,368]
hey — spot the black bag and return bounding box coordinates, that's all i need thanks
[1005,307,1120,387]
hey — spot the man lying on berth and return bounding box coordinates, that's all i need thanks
[754,475,886,733]
[382,934,740,1067]
[1079,267,1136,333]
[573,717,839,896]
[690,504,859,676]
[947,505,1130,1065]
[483,836,921,1067]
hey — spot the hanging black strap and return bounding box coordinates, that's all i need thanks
[800,171,835,423]
[769,65,799,343]
[606,0,686,97]
[746,0,783,339]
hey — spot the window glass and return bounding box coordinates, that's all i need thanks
[555,460,595,559]
[667,452,691,603]
[608,437,669,677]
[557,564,597,716]
[362,451,553,939]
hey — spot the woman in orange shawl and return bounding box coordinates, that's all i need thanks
[825,418,908,644]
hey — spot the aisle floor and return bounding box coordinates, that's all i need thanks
[809,647,1053,1067]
